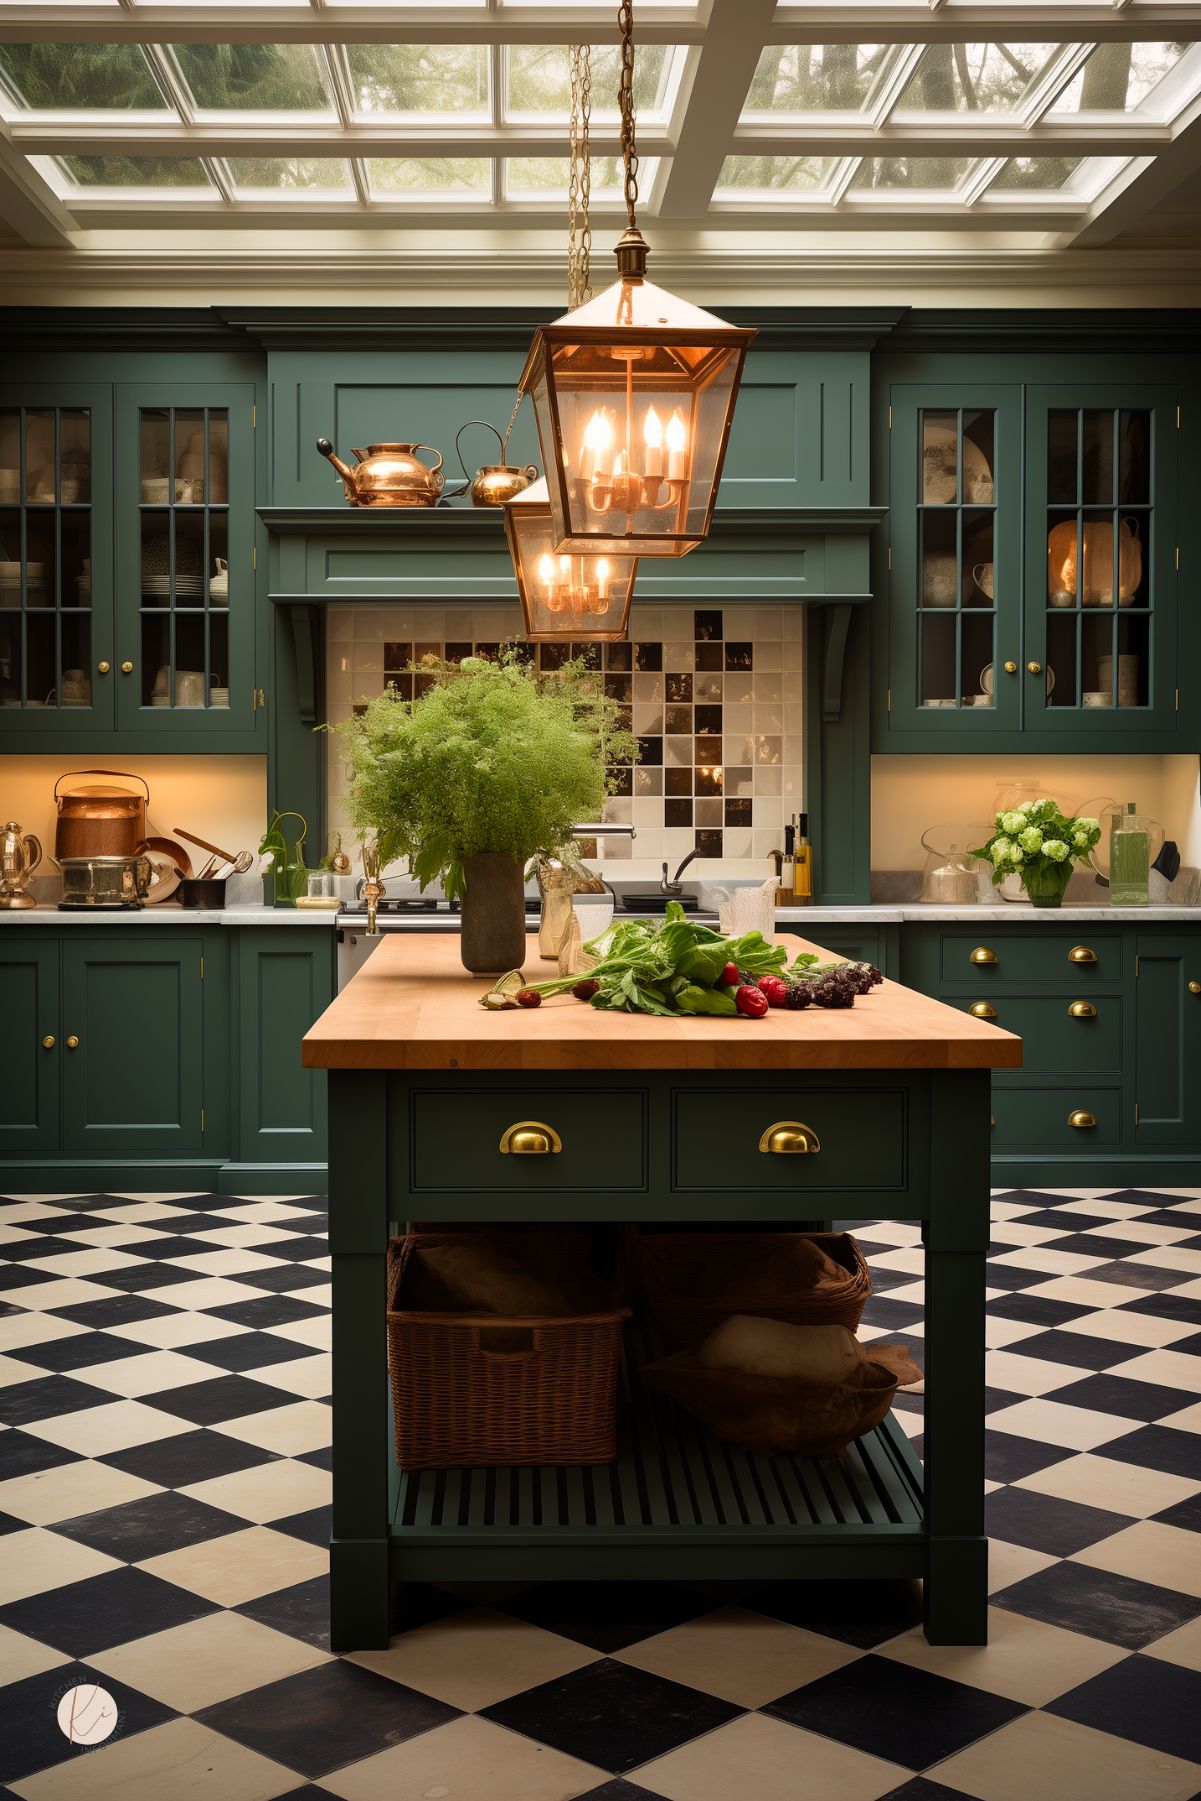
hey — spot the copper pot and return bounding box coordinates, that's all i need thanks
[316,438,445,508]
[54,770,149,861]
[453,421,538,507]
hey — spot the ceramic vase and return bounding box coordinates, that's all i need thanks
[460,852,527,974]
[1022,862,1073,908]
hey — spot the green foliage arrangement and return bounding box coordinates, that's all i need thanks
[331,651,636,897]
[971,797,1101,886]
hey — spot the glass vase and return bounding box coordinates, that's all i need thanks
[1021,862,1073,908]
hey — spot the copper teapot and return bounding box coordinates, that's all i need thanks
[316,439,445,508]
[453,420,539,508]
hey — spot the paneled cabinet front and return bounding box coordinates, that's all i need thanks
[0,940,61,1152]
[1134,934,1201,1148]
[237,931,333,1163]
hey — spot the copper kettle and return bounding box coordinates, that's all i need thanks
[452,420,539,508]
[316,439,445,508]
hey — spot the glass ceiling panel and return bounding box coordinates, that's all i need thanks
[1050,41,1191,114]
[505,44,672,122]
[346,44,490,118]
[740,45,895,116]
[365,157,490,198]
[56,153,212,188]
[0,42,167,110]
[894,44,1060,113]
[716,154,837,194]
[989,155,1084,190]
[849,157,976,193]
[227,157,352,194]
[172,43,333,114]
[505,155,625,199]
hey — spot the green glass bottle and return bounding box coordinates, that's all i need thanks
[1109,801,1149,907]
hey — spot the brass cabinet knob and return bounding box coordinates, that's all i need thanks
[66,1035,80,1050]
[42,1034,55,1049]
[1067,1109,1096,1129]
[1003,660,1018,675]
[499,1120,561,1155]
[990,1114,996,1127]
[1068,945,1098,964]
[120,661,133,675]
[758,1121,821,1155]
[1068,1001,1097,1019]
[1026,660,1042,675]
[1189,981,1201,995]
[97,661,111,675]
[969,947,998,966]
[970,1001,998,1020]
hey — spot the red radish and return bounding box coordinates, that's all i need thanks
[735,984,769,1018]
[719,961,739,988]
[571,978,600,1001]
[757,974,791,1008]
[515,988,542,1008]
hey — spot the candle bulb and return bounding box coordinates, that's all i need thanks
[538,553,555,588]
[642,407,663,480]
[584,410,612,482]
[666,409,688,481]
[596,556,610,601]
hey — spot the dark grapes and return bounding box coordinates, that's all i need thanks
[812,977,854,1009]
[784,982,812,1010]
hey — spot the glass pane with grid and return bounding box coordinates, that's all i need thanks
[138,406,229,711]
[0,405,92,712]
[916,408,997,711]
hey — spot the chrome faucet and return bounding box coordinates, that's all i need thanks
[660,850,699,896]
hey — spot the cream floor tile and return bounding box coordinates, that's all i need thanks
[0,1315,87,1353]
[0,1527,121,1604]
[1015,1451,1201,1518]
[0,1355,50,1388]
[1091,1220,1197,1245]
[1060,1308,1197,1348]
[614,1605,861,1708]
[1160,1399,1201,1431]
[297,1283,331,1309]
[0,1622,69,1684]
[306,1255,331,1272]
[1072,1520,1201,1598]
[1168,1277,1201,1300]
[243,1355,330,1400]
[891,1407,925,1440]
[1110,1347,1201,1395]
[22,1399,192,1457]
[0,1226,36,1243]
[931,1708,1201,1801]
[865,1247,926,1274]
[1128,1245,1201,1273]
[986,1317,1046,1349]
[985,1351,1082,1396]
[877,1606,1125,1706]
[989,1222,1066,1247]
[1143,1615,1201,1672]
[10,1716,300,1801]
[347,1607,599,1710]
[180,1457,330,1523]
[214,1200,315,1218]
[631,1714,908,1801]
[1021,1276,1154,1310]
[986,1398,1140,1451]
[24,1248,145,1278]
[262,1316,330,1351]
[169,1249,285,1277]
[991,1201,1046,1218]
[319,1715,606,1801]
[185,1225,299,1248]
[90,1610,328,1711]
[137,1277,270,1311]
[855,1222,923,1245]
[992,1248,1109,1276]
[89,1196,200,1213]
[139,1525,328,1606]
[67,1224,156,1248]
[0,1458,161,1525]
[215,1401,330,1456]
[105,1313,249,1349]
[0,1277,122,1310]
[988,1539,1060,1593]
[1055,1198,1156,1218]
[74,1350,219,1398]
[0,1201,72,1220]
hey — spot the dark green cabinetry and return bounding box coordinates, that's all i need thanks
[781,922,900,977]
[1133,934,1201,1148]
[234,930,332,1173]
[0,940,60,1152]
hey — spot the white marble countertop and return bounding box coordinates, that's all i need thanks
[774,903,1201,924]
[0,903,339,926]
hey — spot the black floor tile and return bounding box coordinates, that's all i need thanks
[13,1331,147,1374]
[0,1511,24,1534]
[178,1331,321,1373]
[255,1237,328,1263]
[984,1387,1024,1414]
[1114,1294,1201,1327]
[482,1658,741,1774]
[0,1265,57,1292]
[876,1782,981,1801]
[986,1293,1091,1326]
[206,1295,327,1329]
[276,1214,328,1235]
[51,1294,174,1329]
[857,1296,925,1330]
[0,1430,83,1478]
[861,1266,926,1293]
[140,1373,291,1426]
[117,1236,223,1260]
[82,1263,198,1294]
[1049,1371,1199,1422]
[391,1582,471,1634]
[752,1577,923,1648]
[197,1660,458,1780]
[985,1485,1132,1556]
[55,1490,246,1561]
[0,1566,217,1657]
[1049,1234,1149,1259]
[0,1661,175,1784]
[273,1506,330,1548]
[138,1212,238,1235]
[983,1433,1072,1485]
[1048,1654,1201,1762]
[0,1373,106,1428]
[237,1576,331,1650]
[1137,1209,1201,1229]
[1082,1261,1193,1292]
[0,1235,92,1261]
[1095,1426,1201,1480]
[1152,1492,1201,1532]
[570,1783,670,1801]
[983,1264,1056,1292]
[496,1580,716,1653]
[296,1445,333,1472]
[1006,1330,1144,1372]
[765,1654,1027,1770]
[225,1265,329,1293]
[101,1427,280,1487]
[993,1558,1201,1649]
[1016,1209,1122,1231]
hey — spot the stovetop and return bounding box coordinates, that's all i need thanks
[340,895,543,918]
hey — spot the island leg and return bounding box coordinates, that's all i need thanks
[328,1070,392,1652]
[922,1068,989,1644]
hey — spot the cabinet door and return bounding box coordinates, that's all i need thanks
[115,384,257,743]
[61,938,204,1154]
[1134,934,1201,1148]
[885,385,1022,740]
[1025,386,1179,743]
[237,931,332,1162]
[0,386,114,741]
[0,940,61,1152]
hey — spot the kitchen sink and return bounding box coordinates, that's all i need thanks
[619,892,701,912]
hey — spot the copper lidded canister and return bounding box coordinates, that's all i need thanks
[54,770,149,861]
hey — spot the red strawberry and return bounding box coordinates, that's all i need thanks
[757,974,791,1008]
[719,961,739,988]
[735,984,769,1018]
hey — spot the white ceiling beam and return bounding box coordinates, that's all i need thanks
[7,124,674,158]
[728,123,1169,156]
[0,121,76,244]
[1067,103,1201,242]
[656,0,775,218]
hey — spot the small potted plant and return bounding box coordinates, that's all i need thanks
[972,799,1101,908]
[332,652,634,973]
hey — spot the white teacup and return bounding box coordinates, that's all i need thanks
[175,670,205,707]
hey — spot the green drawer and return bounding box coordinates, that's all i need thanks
[409,1087,647,1193]
[945,994,1122,1077]
[929,929,1123,987]
[781,927,884,969]
[672,1087,906,1194]
[990,1083,1122,1150]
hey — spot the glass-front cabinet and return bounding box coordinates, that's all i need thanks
[880,377,1182,749]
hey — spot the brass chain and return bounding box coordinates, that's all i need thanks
[618,0,639,228]
[567,43,592,309]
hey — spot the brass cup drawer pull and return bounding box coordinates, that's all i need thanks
[1068,946,1098,965]
[1067,1109,1096,1130]
[969,947,998,966]
[1068,1001,1097,1019]
[970,1001,998,1020]
[42,1034,55,1049]
[499,1120,562,1156]
[758,1121,821,1155]
[66,1035,80,1050]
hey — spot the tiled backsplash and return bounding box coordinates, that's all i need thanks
[326,604,803,874]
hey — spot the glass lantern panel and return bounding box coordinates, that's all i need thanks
[506,501,636,641]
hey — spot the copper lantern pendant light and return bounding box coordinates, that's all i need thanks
[518,0,756,560]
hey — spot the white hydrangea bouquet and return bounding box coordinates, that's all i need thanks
[972,798,1101,909]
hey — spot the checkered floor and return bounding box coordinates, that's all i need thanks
[1,1190,1200,1801]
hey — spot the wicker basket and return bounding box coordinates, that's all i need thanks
[630,1230,871,1353]
[386,1234,630,1469]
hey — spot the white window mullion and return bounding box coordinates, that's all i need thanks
[825,156,860,206]
[490,40,503,208]
[202,157,234,204]
[960,155,1005,204]
[870,45,926,128]
[1023,44,1093,127]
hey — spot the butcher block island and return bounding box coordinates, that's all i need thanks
[303,933,1021,1653]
